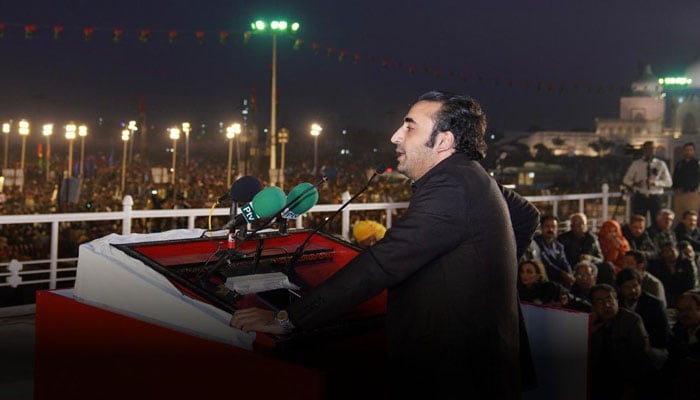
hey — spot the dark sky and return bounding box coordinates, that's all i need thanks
[2,0,700,156]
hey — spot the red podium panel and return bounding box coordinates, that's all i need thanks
[35,230,388,399]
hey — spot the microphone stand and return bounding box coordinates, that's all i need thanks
[285,168,384,274]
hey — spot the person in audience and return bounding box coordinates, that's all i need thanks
[570,260,597,301]
[622,250,667,309]
[598,219,631,271]
[665,291,700,399]
[557,212,604,267]
[616,268,670,367]
[352,219,387,249]
[533,215,575,287]
[649,242,698,308]
[622,214,660,262]
[672,142,700,223]
[588,284,652,400]
[674,210,700,252]
[538,280,591,312]
[517,259,548,303]
[595,261,617,286]
[677,240,700,287]
[647,209,677,251]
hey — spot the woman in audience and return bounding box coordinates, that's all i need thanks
[517,259,548,302]
[598,219,631,272]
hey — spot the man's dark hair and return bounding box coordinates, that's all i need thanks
[416,90,487,160]
[683,142,695,149]
[616,268,642,287]
[539,281,567,304]
[540,215,559,226]
[590,283,617,299]
[624,249,647,265]
[683,210,699,219]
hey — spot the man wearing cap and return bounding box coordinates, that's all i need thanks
[622,140,672,223]
[352,219,386,248]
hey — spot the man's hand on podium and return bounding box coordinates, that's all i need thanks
[230,308,286,335]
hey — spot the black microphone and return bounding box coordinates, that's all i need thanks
[217,175,262,203]
[286,164,386,270]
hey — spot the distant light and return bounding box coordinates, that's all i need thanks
[291,22,300,31]
[42,124,53,137]
[658,77,692,86]
[278,21,288,30]
[254,20,266,30]
[528,172,535,179]
[271,21,280,30]
[490,134,496,140]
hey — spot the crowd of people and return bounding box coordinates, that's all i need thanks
[520,210,700,399]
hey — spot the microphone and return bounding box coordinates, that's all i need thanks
[218,175,262,203]
[281,182,319,219]
[286,164,386,269]
[222,186,287,230]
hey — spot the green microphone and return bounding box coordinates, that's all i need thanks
[225,186,286,229]
[280,182,319,219]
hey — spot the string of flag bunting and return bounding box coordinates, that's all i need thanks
[0,22,645,95]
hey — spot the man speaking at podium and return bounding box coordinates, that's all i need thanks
[232,91,535,399]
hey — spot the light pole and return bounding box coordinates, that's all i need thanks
[278,127,289,190]
[249,18,300,186]
[65,123,76,178]
[182,122,191,168]
[169,127,180,187]
[310,123,322,175]
[2,122,9,170]
[226,123,241,187]
[42,124,53,182]
[127,120,137,165]
[18,120,29,192]
[78,124,87,179]
[120,129,129,195]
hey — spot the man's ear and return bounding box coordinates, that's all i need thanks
[436,131,455,151]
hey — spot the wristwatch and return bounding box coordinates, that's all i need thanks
[274,310,295,333]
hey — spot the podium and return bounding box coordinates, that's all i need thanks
[35,229,388,399]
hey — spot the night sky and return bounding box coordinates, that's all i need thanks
[2,0,700,160]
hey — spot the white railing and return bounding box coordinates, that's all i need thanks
[0,185,629,305]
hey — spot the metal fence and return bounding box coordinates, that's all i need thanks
[0,185,632,306]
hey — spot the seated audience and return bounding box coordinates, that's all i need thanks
[665,291,700,399]
[595,261,617,286]
[570,260,597,301]
[647,209,677,251]
[649,242,698,309]
[677,240,700,287]
[588,284,652,400]
[557,212,604,268]
[517,259,548,303]
[539,280,591,313]
[674,210,700,252]
[616,268,671,370]
[622,250,667,309]
[622,214,660,262]
[599,219,631,272]
[533,215,575,287]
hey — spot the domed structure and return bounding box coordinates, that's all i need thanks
[631,65,663,96]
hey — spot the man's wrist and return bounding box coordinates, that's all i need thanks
[274,310,295,333]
